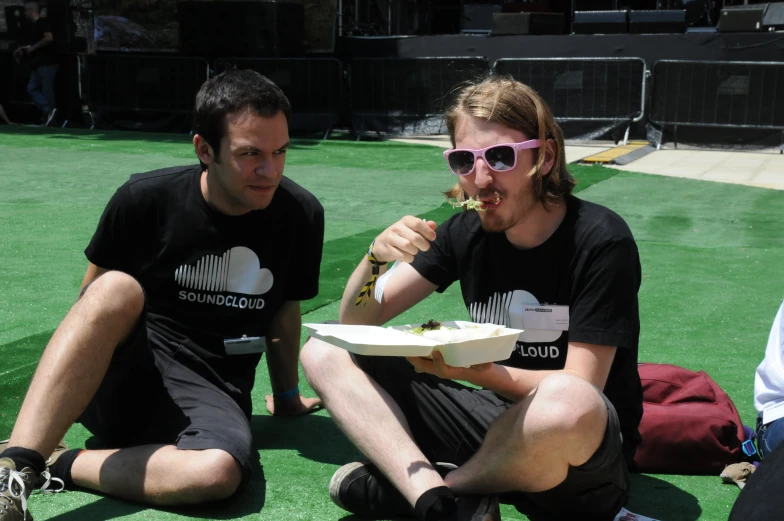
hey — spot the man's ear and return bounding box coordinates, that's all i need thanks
[193,134,215,166]
[541,138,556,177]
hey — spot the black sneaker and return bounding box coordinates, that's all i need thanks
[329,462,499,520]
[329,461,411,519]
[449,494,501,521]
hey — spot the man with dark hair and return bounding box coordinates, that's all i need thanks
[0,69,324,520]
[13,1,59,126]
[301,76,642,521]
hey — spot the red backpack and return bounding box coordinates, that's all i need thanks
[632,363,750,475]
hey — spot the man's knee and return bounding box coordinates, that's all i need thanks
[186,449,243,501]
[81,271,144,324]
[300,337,346,385]
[530,373,607,439]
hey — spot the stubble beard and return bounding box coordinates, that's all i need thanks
[478,189,539,234]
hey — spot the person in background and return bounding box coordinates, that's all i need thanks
[0,103,18,125]
[13,1,59,126]
[754,298,784,458]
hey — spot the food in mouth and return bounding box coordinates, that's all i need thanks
[449,198,484,211]
[449,193,501,211]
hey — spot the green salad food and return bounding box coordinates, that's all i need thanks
[409,319,454,335]
[449,198,485,212]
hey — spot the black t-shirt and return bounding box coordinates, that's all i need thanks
[410,196,643,455]
[27,18,56,68]
[85,165,324,416]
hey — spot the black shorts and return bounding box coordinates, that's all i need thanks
[78,300,253,482]
[351,354,629,521]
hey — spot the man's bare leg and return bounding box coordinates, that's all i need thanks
[5,271,244,504]
[301,338,445,507]
[445,373,609,495]
[8,271,143,459]
[71,445,242,505]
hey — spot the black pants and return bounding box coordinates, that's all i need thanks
[352,353,629,521]
[79,306,254,482]
[728,440,784,521]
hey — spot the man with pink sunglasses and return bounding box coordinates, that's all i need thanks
[302,76,642,521]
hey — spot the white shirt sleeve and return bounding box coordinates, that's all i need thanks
[755,299,784,425]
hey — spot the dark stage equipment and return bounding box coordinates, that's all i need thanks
[572,10,629,33]
[629,9,688,33]
[718,2,784,32]
[490,12,565,34]
[178,0,304,57]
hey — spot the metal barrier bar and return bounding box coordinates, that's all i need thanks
[212,58,343,137]
[651,60,784,130]
[493,57,647,124]
[84,54,209,113]
[350,56,490,116]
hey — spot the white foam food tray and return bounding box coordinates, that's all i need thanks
[303,320,523,367]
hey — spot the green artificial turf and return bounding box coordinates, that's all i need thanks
[1,126,783,520]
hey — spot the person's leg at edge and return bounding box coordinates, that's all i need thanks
[2,271,243,505]
[301,338,447,507]
[758,417,784,459]
[443,372,609,496]
[25,69,49,115]
[38,65,59,117]
[6,271,144,462]
[70,445,242,505]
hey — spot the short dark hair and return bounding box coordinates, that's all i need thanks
[192,69,292,168]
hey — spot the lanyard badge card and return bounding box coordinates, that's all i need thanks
[224,335,267,356]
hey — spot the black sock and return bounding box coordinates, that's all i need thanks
[414,486,457,521]
[0,447,46,476]
[48,448,84,489]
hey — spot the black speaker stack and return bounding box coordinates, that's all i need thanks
[573,9,687,33]
[491,12,565,35]
[718,2,784,32]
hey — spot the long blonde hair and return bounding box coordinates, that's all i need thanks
[443,75,575,205]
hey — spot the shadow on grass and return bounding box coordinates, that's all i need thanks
[336,473,701,521]
[251,412,362,466]
[0,126,365,149]
[43,456,266,521]
[625,473,702,521]
[0,125,192,145]
[508,473,700,521]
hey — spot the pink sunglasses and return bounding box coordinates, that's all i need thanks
[443,139,540,176]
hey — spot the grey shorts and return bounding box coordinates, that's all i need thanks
[352,353,629,521]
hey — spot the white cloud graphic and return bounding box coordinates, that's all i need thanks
[469,289,563,343]
[174,246,274,295]
[225,246,273,295]
[508,290,562,343]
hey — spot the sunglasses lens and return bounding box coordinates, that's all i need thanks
[448,151,475,175]
[485,146,516,171]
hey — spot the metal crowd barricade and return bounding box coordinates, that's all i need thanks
[1,50,35,106]
[349,57,490,137]
[83,54,209,116]
[213,58,343,139]
[650,60,784,152]
[493,57,647,144]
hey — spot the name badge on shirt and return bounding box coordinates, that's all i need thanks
[224,336,267,356]
[521,305,569,331]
